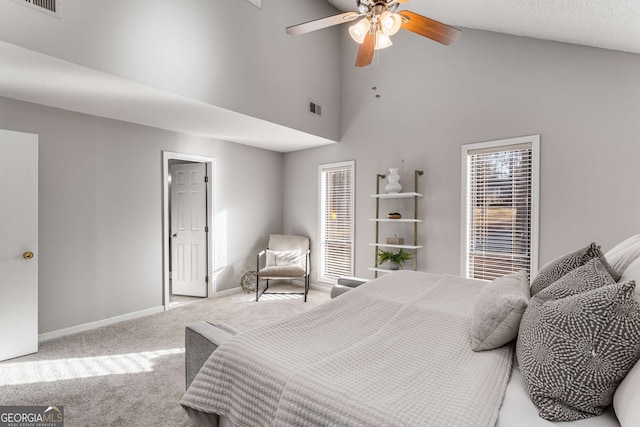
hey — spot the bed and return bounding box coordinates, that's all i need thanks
[181,235,640,427]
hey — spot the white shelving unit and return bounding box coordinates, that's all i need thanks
[369,170,424,278]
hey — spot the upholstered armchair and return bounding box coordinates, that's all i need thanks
[256,234,310,302]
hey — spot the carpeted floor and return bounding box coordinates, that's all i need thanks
[0,284,330,426]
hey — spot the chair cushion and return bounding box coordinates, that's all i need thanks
[266,249,302,267]
[268,234,309,251]
[259,265,306,278]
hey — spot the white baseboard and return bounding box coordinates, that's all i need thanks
[310,282,331,292]
[38,306,165,342]
[213,286,243,297]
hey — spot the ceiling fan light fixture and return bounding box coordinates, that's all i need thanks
[380,11,402,36]
[349,18,371,44]
[374,31,393,50]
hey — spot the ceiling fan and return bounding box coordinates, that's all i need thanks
[286,0,462,67]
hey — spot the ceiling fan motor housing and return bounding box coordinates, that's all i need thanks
[357,0,399,14]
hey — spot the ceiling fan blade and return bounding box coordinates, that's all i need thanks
[355,31,375,67]
[398,10,461,45]
[396,0,410,3]
[286,12,360,36]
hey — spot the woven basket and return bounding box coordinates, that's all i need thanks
[240,271,265,293]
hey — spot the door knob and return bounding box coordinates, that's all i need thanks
[172,233,177,238]
[23,251,34,260]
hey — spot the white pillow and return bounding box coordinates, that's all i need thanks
[606,236,640,427]
[610,243,640,427]
[619,256,640,303]
[614,326,640,427]
[606,234,640,275]
[266,249,302,267]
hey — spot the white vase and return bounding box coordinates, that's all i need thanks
[385,168,402,194]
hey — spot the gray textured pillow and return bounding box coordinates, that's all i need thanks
[470,271,530,352]
[534,257,615,303]
[531,242,620,296]
[517,281,640,421]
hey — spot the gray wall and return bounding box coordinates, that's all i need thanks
[0,96,283,334]
[0,0,341,141]
[283,28,640,283]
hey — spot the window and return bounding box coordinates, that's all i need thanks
[319,161,355,284]
[461,135,539,280]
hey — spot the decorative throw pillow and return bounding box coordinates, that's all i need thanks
[266,249,302,267]
[517,281,640,421]
[533,257,615,303]
[531,242,620,296]
[470,270,530,352]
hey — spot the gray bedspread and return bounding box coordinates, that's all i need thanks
[181,271,513,427]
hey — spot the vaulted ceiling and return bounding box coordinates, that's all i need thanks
[327,0,640,55]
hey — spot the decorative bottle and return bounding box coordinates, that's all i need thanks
[385,168,402,194]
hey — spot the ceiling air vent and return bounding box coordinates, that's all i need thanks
[10,0,61,17]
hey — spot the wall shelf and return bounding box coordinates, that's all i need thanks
[369,243,423,250]
[370,192,423,199]
[370,218,423,223]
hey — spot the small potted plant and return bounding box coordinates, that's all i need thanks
[377,249,413,270]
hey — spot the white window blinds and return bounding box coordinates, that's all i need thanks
[319,162,355,283]
[463,139,538,281]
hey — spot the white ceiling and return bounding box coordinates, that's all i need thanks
[327,0,640,55]
[0,41,337,153]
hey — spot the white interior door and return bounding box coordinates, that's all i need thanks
[170,162,207,297]
[0,129,38,361]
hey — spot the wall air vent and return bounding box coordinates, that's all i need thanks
[309,100,322,117]
[10,0,61,17]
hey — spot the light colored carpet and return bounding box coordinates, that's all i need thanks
[0,284,330,426]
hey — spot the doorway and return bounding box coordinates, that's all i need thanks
[162,151,215,310]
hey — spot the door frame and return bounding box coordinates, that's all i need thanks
[162,151,215,310]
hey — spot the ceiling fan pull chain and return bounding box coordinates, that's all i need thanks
[372,52,381,99]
